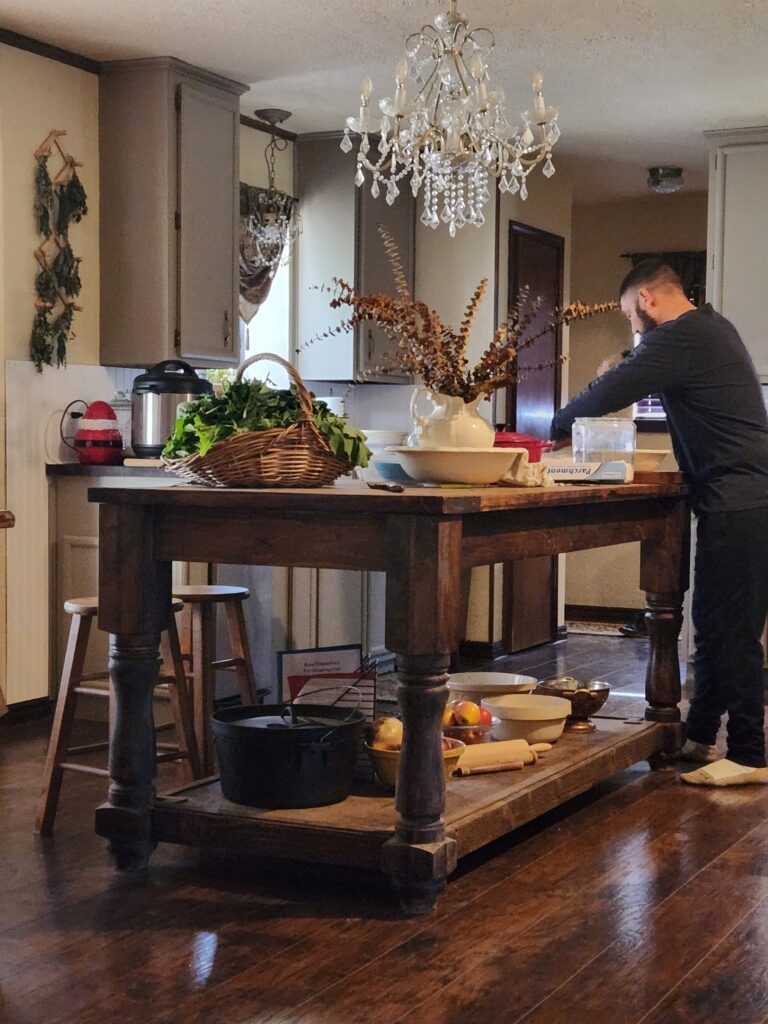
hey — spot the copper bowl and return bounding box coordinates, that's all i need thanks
[533,676,611,733]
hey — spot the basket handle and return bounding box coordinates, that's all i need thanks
[236,352,315,422]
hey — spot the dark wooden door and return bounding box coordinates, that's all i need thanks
[503,221,564,652]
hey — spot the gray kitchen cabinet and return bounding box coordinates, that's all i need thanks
[295,135,415,381]
[707,127,768,378]
[99,58,246,369]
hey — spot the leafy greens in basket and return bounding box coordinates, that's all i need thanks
[162,378,372,469]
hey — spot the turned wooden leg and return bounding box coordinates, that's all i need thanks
[94,634,162,869]
[640,503,689,734]
[381,654,458,915]
[643,591,684,723]
[383,515,463,915]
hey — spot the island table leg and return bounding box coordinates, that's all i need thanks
[640,503,689,762]
[93,504,172,869]
[382,516,463,914]
[95,634,161,869]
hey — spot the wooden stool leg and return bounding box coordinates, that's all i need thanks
[192,602,217,776]
[160,617,201,781]
[225,599,258,706]
[36,614,92,835]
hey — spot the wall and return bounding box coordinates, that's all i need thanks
[0,44,100,704]
[239,123,293,194]
[565,192,708,609]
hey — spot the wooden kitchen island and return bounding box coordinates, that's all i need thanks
[91,477,688,914]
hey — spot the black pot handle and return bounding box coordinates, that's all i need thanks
[148,359,200,377]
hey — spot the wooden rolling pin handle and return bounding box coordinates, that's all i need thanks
[454,760,525,777]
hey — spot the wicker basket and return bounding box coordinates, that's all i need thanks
[162,353,353,488]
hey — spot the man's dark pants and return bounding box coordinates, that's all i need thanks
[686,506,768,767]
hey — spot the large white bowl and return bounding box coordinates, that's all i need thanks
[482,693,571,743]
[389,446,522,485]
[447,671,537,702]
[633,449,672,472]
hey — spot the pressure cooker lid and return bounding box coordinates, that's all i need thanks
[132,359,214,396]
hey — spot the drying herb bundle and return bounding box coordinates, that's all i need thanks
[312,226,618,402]
[163,378,371,469]
[29,132,88,371]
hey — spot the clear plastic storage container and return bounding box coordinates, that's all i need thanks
[573,417,636,464]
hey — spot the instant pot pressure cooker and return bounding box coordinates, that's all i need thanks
[131,359,213,457]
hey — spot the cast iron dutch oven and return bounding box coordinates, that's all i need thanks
[212,703,365,809]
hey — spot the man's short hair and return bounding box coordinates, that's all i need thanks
[619,258,683,298]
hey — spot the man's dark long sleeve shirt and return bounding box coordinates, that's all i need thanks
[550,304,768,514]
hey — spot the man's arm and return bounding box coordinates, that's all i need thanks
[550,329,686,440]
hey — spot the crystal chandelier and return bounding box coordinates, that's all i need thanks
[250,108,301,274]
[341,1,561,236]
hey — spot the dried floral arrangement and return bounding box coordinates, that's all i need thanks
[30,129,88,372]
[311,227,617,402]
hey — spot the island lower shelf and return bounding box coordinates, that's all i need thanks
[137,718,672,871]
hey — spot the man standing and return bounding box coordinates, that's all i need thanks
[550,258,768,786]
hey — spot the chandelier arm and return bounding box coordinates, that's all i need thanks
[450,50,473,97]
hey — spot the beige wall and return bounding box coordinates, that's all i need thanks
[239,123,293,194]
[0,44,99,701]
[566,192,708,609]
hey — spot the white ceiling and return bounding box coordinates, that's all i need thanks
[3,0,767,203]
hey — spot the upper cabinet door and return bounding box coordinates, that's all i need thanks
[708,131,768,378]
[178,83,240,366]
[356,182,415,382]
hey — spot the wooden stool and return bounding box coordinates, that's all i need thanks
[173,584,262,775]
[36,597,200,835]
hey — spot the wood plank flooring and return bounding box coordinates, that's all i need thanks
[2,634,767,1024]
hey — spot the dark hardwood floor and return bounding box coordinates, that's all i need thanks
[2,634,768,1024]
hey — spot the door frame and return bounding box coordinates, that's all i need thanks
[502,219,565,651]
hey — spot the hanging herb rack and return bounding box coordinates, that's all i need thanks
[29,129,88,371]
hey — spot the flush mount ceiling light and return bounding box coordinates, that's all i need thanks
[647,166,684,194]
[341,0,561,236]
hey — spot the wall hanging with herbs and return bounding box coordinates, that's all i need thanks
[30,129,88,372]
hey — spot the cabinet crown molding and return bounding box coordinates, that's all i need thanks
[704,125,768,147]
[100,56,248,96]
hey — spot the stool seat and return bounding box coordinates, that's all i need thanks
[64,597,184,616]
[36,595,200,835]
[172,585,249,604]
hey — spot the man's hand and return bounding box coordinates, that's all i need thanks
[550,438,572,452]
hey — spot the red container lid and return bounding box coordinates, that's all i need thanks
[493,432,552,462]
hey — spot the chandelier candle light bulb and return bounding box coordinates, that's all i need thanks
[342,1,561,233]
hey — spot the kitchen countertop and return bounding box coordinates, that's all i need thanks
[46,462,168,478]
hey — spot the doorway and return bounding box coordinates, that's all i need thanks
[502,221,564,652]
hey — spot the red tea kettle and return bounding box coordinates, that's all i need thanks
[61,399,124,466]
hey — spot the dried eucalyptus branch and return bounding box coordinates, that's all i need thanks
[306,234,618,401]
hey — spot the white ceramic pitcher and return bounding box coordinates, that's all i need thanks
[407,387,495,448]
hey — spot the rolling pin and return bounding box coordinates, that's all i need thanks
[457,739,537,769]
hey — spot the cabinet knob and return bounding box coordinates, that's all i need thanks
[223,310,231,348]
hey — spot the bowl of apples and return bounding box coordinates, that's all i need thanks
[365,716,465,789]
[442,699,496,745]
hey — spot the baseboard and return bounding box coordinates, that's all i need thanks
[458,640,509,662]
[565,604,642,625]
[0,696,54,725]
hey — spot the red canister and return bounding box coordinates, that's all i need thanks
[73,400,124,465]
[493,432,553,463]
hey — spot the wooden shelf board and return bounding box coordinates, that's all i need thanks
[149,719,668,871]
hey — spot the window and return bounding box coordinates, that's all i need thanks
[239,260,292,390]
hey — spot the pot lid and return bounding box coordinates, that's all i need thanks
[132,359,213,396]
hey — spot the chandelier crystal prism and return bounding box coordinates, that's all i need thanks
[251,108,302,274]
[341,1,561,236]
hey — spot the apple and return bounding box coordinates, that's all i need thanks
[452,699,481,726]
[478,705,493,726]
[368,716,404,750]
[442,703,456,727]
